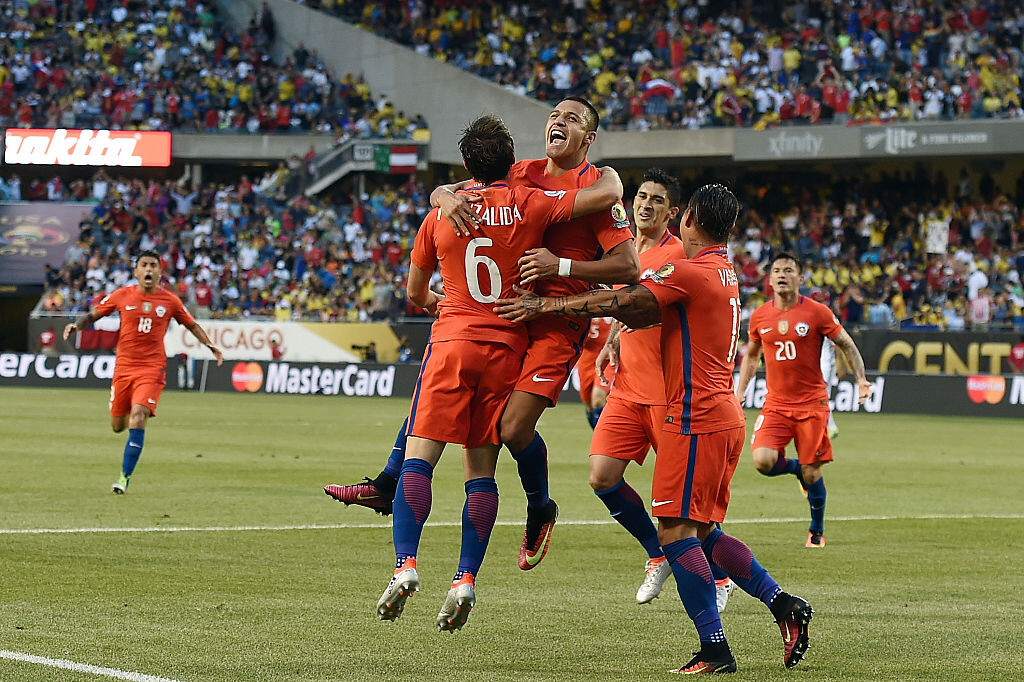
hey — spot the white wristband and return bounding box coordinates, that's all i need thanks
[558,257,572,277]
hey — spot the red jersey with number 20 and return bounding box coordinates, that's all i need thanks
[411,182,578,351]
[93,285,195,374]
[748,296,842,409]
[640,247,745,434]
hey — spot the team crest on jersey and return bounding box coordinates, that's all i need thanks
[611,202,629,228]
[142,302,153,313]
[778,320,789,335]
[795,322,809,337]
[155,305,167,318]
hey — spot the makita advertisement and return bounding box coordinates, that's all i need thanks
[3,129,172,167]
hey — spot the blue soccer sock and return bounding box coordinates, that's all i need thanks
[663,538,726,644]
[806,478,827,534]
[392,458,434,564]
[380,417,409,484]
[454,477,499,582]
[761,452,801,477]
[509,432,549,509]
[595,479,663,559]
[586,406,604,430]
[121,428,145,477]
[702,528,782,609]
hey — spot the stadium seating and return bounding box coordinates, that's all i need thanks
[297,0,1024,130]
[0,0,425,138]
[8,166,1023,329]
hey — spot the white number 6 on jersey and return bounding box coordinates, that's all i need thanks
[465,238,502,303]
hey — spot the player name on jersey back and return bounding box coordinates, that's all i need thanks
[471,203,524,226]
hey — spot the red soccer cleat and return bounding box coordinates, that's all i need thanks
[324,478,393,515]
[518,499,558,570]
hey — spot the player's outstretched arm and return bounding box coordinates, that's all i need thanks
[833,328,872,404]
[495,284,660,329]
[186,321,224,366]
[430,180,481,237]
[63,310,99,340]
[736,339,763,398]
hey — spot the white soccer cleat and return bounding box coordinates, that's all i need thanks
[636,557,672,604]
[716,578,736,613]
[436,578,476,632]
[111,474,129,494]
[377,561,419,622]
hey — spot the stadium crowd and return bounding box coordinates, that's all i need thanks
[0,0,427,139]
[302,0,1024,130]
[10,163,1024,331]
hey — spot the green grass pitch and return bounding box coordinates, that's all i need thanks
[0,386,1022,681]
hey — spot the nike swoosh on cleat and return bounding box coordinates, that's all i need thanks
[531,374,555,382]
[356,493,380,501]
[524,527,553,566]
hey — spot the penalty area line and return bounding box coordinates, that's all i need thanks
[0,649,183,682]
[0,513,1022,535]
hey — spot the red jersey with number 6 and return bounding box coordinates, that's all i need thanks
[410,181,578,351]
[93,286,195,375]
[748,296,842,409]
[639,247,745,435]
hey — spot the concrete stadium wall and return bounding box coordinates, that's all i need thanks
[172,133,334,161]
[217,0,552,165]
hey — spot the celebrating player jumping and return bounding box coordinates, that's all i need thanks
[375,114,624,631]
[326,96,640,571]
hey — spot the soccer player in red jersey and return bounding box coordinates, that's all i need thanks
[496,185,814,673]
[736,252,872,548]
[327,97,639,571]
[63,251,223,493]
[577,316,613,428]
[375,115,624,631]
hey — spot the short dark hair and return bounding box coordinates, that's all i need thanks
[641,167,681,206]
[562,95,600,132]
[686,184,739,243]
[769,251,800,269]
[134,250,161,266]
[459,114,516,185]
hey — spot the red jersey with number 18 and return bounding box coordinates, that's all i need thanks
[93,286,195,375]
[410,181,579,351]
[639,247,745,434]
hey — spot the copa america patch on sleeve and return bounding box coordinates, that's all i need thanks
[611,202,630,228]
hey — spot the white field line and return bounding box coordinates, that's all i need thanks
[1,513,1021,535]
[0,650,182,682]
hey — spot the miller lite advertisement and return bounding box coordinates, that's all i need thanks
[3,129,172,167]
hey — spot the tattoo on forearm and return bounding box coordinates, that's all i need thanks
[597,295,622,315]
[836,332,867,380]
